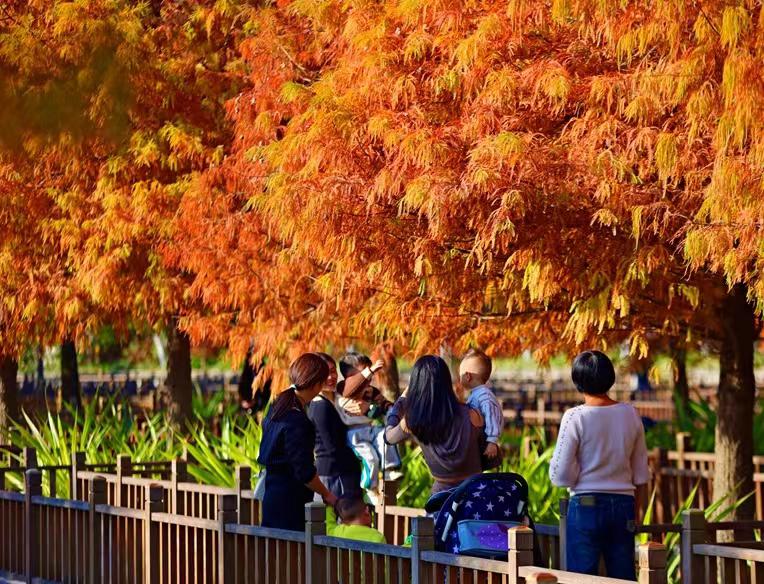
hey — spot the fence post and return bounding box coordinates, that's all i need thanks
[651,447,670,523]
[681,510,706,583]
[536,397,546,425]
[676,432,690,467]
[675,433,691,505]
[71,452,85,500]
[22,447,37,469]
[378,478,399,542]
[638,541,667,584]
[24,469,42,584]
[171,459,188,514]
[89,476,107,582]
[305,502,327,584]
[116,454,131,506]
[411,516,434,584]
[145,484,164,583]
[558,498,568,570]
[508,526,534,581]
[182,444,196,465]
[217,493,237,583]
[521,436,533,459]
[235,465,252,524]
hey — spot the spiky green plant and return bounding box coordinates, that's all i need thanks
[3,396,180,495]
[647,395,764,454]
[184,412,262,487]
[639,481,753,583]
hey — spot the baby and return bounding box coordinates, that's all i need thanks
[335,352,402,495]
[459,348,503,461]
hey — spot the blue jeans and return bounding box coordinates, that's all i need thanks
[566,493,636,580]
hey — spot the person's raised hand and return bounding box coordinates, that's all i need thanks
[371,359,385,373]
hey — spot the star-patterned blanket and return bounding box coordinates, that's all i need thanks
[431,473,531,559]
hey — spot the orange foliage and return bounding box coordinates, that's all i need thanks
[173,0,764,365]
[1,0,763,364]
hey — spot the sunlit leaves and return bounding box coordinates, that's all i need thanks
[4,0,764,368]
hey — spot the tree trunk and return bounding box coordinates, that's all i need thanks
[715,284,756,539]
[61,338,81,408]
[0,356,19,437]
[670,341,689,411]
[237,346,255,403]
[159,319,193,426]
[35,346,44,392]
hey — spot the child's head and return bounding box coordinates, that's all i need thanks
[316,352,338,389]
[459,348,492,389]
[339,352,372,378]
[571,350,615,395]
[335,495,372,527]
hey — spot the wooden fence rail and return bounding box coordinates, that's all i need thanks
[1,470,672,584]
[5,470,764,582]
[5,436,764,531]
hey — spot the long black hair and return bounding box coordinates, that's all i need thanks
[404,355,459,445]
[270,353,329,421]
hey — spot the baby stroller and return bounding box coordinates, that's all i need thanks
[425,473,541,562]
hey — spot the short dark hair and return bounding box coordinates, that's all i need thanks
[339,352,372,378]
[571,350,615,395]
[335,495,367,523]
[404,355,459,445]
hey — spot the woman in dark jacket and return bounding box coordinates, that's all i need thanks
[258,353,337,531]
[385,355,485,494]
[308,353,363,498]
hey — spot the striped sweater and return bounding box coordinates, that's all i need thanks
[466,385,503,444]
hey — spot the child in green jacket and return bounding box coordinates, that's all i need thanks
[327,496,387,544]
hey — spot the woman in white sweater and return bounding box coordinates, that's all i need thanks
[549,351,650,581]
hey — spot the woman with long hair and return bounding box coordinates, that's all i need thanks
[385,355,485,493]
[307,353,363,499]
[258,353,337,531]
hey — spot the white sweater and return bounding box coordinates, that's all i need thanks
[549,403,650,496]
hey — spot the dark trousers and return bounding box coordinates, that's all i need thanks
[566,493,636,580]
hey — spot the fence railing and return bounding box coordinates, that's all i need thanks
[647,433,764,523]
[1,470,670,584]
[680,509,764,583]
[6,469,764,582]
[5,437,764,530]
